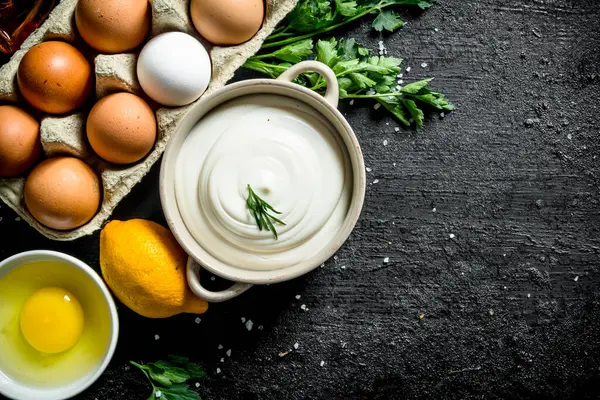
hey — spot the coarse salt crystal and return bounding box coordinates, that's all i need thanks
[574,276,579,282]
[366,167,372,172]
[434,28,439,32]
[15,217,21,221]
[527,293,531,298]
[210,276,215,281]
[334,255,338,261]
[383,140,388,146]
[394,127,400,132]
[349,99,354,105]
[406,67,411,72]
[245,320,254,331]
[220,358,224,363]
[195,317,201,324]
[320,361,325,367]
[393,163,396,167]
[341,265,346,269]
[449,233,455,239]
[218,344,223,349]
[241,317,246,323]
[154,334,160,340]
[155,390,162,398]
[373,103,381,110]
[432,208,437,212]
[295,294,301,300]
[421,62,428,68]
[398,73,403,78]
[373,179,379,184]
[383,257,389,263]
[294,342,299,349]
[300,304,308,311]
[216,368,221,374]
[397,80,404,85]
[195,382,201,388]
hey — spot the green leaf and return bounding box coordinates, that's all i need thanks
[316,38,340,67]
[401,98,425,128]
[242,60,292,78]
[411,92,455,110]
[287,0,333,32]
[349,72,377,89]
[400,78,433,94]
[358,47,370,56]
[379,98,412,126]
[270,39,314,63]
[418,1,433,10]
[158,383,202,400]
[372,10,405,32]
[335,0,359,16]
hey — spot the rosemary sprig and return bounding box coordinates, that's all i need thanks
[246,184,285,239]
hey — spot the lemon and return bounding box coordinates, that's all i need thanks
[99,219,208,318]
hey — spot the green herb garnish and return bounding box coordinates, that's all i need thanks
[263,0,432,48]
[244,38,454,128]
[130,355,206,400]
[246,184,285,239]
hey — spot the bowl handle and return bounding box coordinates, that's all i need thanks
[186,258,253,302]
[277,61,339,108]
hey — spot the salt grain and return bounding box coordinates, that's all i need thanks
[421,62,428,68]
[220,358,224,363]
[393,163,396,167]
[406,67,411,72]
[300,304,308,311]
[194,317,201,324]
[574,276,579,282]
[432,207,436,212]
[218,344,223,349]
[245,320,254,331]
[383,139,388,146]
[320,361,325,367]
[449,233,455,239]
[334,255,338,261]
[154,334,160,340]
[294,342,299,349]
[397,80,404,85]
[226,349,232,357]
[241,317,246,323]
[295,294,301,300]
[195,382,200,388]
[373,103,381,110]
[383,257,389,263]
[216,368,221,374]
[258,325,264,330]
[155,390,162,398]
[15,217,21,221]
[210,276,215,281]
[341,265,346,269]
[366,167,372,172]
[349,100,354,105]
[527,293,531,298]
[398,73,403,78]
[373,179,379,184]
[394,127,400,132]
[434,28,439,32]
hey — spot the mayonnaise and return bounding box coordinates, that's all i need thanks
[175,94,352,270]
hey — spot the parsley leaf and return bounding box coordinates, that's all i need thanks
[243,37,453,128]
[335,0,359,16]
[372,10,405,32]
[269,39,314,63]
[286,0,333,32]
[131,356,206,400]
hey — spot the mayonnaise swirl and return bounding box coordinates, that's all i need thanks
[175,94,351,270]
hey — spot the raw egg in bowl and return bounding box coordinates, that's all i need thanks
[0,250,118,400]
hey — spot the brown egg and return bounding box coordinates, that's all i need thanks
[190,0,264,46]
[0,105,41,177]
[17,41,93,114]
[24,157,101,230]
[75,0,151,53]
[86,92,156,164]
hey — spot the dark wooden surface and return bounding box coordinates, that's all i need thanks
[2,0,600,398]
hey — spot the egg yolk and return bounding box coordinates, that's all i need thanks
[20,287,84,354]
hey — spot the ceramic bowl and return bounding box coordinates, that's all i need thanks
[0,250,119,400]
[160,61,366,302]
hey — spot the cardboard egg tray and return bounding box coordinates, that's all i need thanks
[0,0,298,240]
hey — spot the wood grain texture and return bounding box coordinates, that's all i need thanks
[1,0,599,398]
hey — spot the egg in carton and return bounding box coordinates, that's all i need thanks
[0,0,299,240]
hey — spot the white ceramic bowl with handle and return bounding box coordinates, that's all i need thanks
[0,250,119,400]
[160,61,366,302]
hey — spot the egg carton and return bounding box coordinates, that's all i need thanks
[0,0,298,240]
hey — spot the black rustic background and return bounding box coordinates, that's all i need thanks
[2,0,600,399]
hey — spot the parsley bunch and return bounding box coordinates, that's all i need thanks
[244,38,453,128]
[264,0,432,48]
[131,355,206,400]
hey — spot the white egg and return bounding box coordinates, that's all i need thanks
[137,32,211,107]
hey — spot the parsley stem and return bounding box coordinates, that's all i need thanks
[262,7,378,48]
[342,92,404,99]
